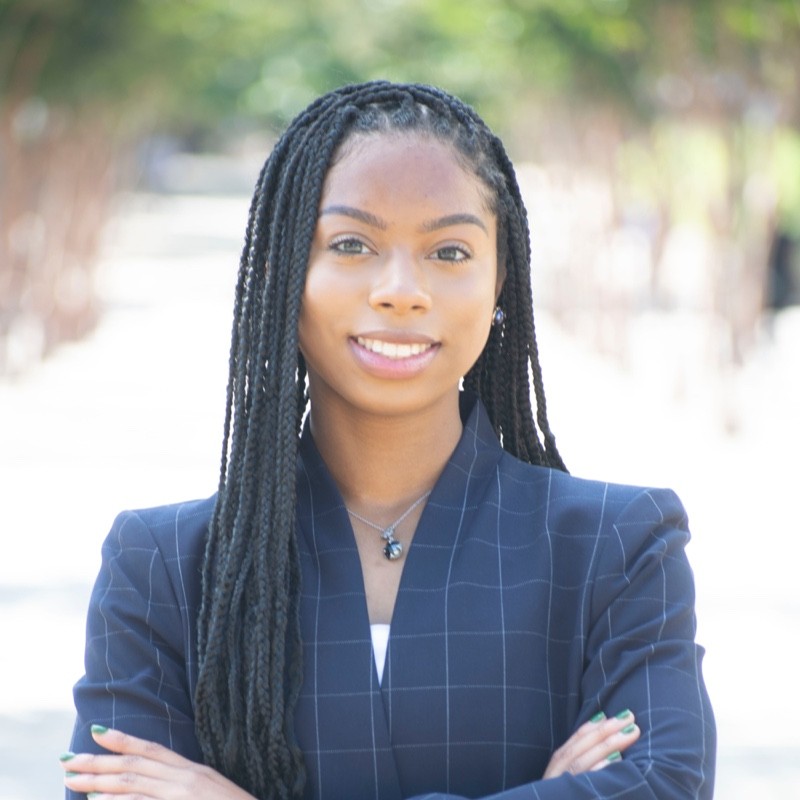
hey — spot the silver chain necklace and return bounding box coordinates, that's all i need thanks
[347,490,432,561]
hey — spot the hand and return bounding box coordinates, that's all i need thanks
[61,725,256,799]
[542,709,641,779]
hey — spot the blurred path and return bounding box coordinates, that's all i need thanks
[0,192,240,799]
[1,190,798,798]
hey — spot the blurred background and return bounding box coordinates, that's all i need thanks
[1,0,798,797]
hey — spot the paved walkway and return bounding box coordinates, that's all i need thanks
[1,191,798,798]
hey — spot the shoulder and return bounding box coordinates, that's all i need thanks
[496,451,686,533]
[88,496,216,637]
[103,495,216,558]
[497,457,697,614]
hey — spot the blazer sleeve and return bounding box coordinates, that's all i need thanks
[407,487,716,800]
[68,509,204,796]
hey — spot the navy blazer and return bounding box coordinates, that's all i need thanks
[70,397,715,799]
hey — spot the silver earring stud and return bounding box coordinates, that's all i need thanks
[492,306,505,327]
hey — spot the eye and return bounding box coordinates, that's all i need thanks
[330,236,372,256]
[432,245,471,262]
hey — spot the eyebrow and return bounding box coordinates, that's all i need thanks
[319,205,488,235]
[420,213,488,234]
[319,205,387,230]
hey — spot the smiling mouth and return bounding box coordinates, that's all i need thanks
[355,336,435,359]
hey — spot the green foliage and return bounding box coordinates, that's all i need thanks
[2,0,798,371]
[1,0,798,136]
[0,1,144,103]
[772,130,800,233]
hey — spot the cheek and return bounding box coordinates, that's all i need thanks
[450,270,497,324]
[302,259,361,312]
[446,276,496,363]
[298,301,325,363]
[297,281,322,357]
[465,310,493,358]
[298,265,351,356]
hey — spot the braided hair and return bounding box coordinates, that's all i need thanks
[194,81,567,800]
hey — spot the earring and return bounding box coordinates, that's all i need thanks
[491,306,505,327]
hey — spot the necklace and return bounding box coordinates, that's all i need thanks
[347,490,432,561]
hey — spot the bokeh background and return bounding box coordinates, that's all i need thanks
[1,1,799,797]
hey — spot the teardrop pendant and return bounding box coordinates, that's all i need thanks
[383,538,404,561]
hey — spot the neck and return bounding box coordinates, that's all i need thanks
[307,393,464,512]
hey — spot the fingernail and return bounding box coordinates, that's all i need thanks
[88,794,102,798]
[615,709,632,719]
[65,771,79,777]
[59,752,76,761]
[590,711,606,723]
[607,751,622,762]
[621,723,636,734]
[91,724,109,734]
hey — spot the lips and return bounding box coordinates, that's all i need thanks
[349,333,440,378]
[355,336,434,360]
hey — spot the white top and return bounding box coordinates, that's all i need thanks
[370,623,390,685]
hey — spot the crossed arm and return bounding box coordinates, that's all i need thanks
[62,711,641,798]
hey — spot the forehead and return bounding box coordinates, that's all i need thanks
[320,132,491,212]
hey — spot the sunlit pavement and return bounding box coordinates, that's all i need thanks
[1,191,798,798]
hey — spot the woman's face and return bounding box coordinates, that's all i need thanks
[298,132,500,420]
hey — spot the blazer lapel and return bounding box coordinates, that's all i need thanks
[295,424,403,800]
[380,395,505,796]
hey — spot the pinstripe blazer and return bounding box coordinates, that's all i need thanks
[69,395,715,799]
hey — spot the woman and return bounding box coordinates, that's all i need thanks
[62,81,715,799]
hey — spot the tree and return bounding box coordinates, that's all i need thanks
[1,0,798,373]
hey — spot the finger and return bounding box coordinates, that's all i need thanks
[63,755,253,800]
[576,712,640,768]
[89,725,190,768]
[567,710,637,757]
[64,766,168,799]
[60,750,178,780]
[544,710,640,778]
[573,709,636,741]
[587,722,641,771]
[544,713,608,778]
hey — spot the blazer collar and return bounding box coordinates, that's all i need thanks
[295,392,506,579]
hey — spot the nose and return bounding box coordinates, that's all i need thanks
[368,249,432,314]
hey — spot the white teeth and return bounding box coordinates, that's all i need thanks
[356,337,433,359]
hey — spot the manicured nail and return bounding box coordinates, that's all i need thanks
[615,709,632,719]
[590,711,606,723]
[59,752,76,761]
[88,794,102,798]
[91,724,109,734]
[607,750,622,762]
[621,723,636,734]
[65,771,80,777]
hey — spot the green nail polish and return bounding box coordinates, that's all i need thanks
[59,752,75,762]
[607,751,622,762]
[65,771,79,777]
[91,724,109,734]
[622,723,636,734]
[590,711,606,723]
[615,709,632,719]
